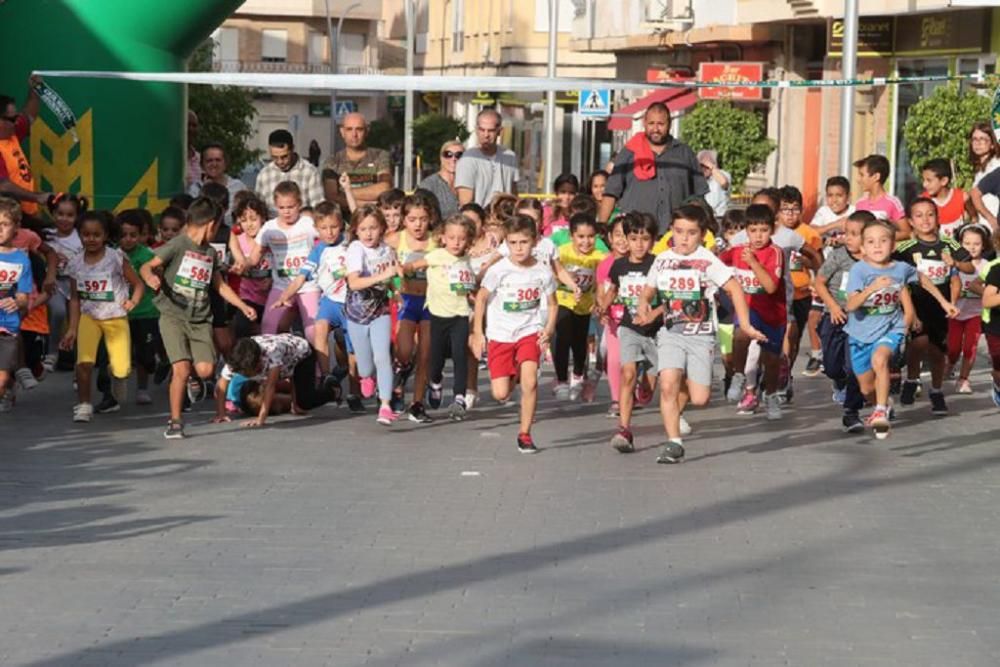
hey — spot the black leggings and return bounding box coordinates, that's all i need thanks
[292,350,334,409]
[429,314,469,398]
[554,306,590,383]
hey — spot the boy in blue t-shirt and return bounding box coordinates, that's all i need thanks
[0,198,34,411]
[844,220,917,440]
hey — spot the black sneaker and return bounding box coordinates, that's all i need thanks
[900,379,919,406]
[841,413,864,434]
[187,377,206,403]
[95,395,120,414]
[929,391,949,416]
[656,440,685,464]
[164,420,185,439]
[408,402,433,424]
[610,427,634,453]
[346,394,365,413]
[803,356,823,377]
[393,362,413,392]
[428,383,443,409]
[322,376,344,405]
[390,391,406,414]
[449,397,467,421]
[516,433,538,454]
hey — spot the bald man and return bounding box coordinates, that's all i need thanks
[323,112,392,206]
[455,108,519,208]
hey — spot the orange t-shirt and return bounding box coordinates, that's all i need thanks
[787,223,822,300]
[21,301,49,335]
[920,187,966,239]
[0,117,38,216]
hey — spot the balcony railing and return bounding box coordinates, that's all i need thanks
[212,60,380,76]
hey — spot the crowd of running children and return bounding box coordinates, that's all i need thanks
[2,148,1000,461]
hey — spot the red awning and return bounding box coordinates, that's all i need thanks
[607,88,698,131]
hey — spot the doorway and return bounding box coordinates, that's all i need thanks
[893,58,949,202]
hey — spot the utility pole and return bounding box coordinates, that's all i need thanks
[543,0,558,193]
[325,1,361,156]
[838,0,859,177]
[404,0,416,190]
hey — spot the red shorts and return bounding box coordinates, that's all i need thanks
[487,334,542,380]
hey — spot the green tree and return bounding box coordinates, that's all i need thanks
[679,101,775,193]
[187,40,260,174]
[413,114,470,171]
[902,83,991,190]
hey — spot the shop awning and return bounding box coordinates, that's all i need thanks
[608,88,698,131]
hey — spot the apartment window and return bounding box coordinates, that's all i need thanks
[452,0,465,52]
[261,29,288,62]
[958,55,996,96]
[308,32,327,67]
[339,33,366,70]
[212,27,239,70]
[534,0,573,33]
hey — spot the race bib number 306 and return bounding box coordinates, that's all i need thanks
[500,285,542,312]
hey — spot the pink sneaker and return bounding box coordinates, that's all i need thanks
[376,405,396,425]
[360,376,376,398]
[736,388,759,415]
[634,380,653,407]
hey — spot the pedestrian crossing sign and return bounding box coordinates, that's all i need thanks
[579,89,611,118]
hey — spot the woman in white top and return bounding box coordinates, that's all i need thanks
[969,120,1000,229]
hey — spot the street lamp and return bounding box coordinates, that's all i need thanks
[325,0,362,157]
[543,0,558,194]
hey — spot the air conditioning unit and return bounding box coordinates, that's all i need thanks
[642,0,694,26]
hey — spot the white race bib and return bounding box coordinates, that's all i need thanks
[735,267,763,295]
[79,272,115,302]
[275,238,311,279]
[916,257,948,285]
[862,284,902,315]
[448,261,476,295]
[499,283,542,313]
[618,274,645,311]
[0,260,24,291]
[657,269,701,301]
[174,250,213,293]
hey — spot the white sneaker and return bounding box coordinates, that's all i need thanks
[42,354,57,373]
[679,415,692,436]
[72,402,94,423]
[464,392,477,410]
[568,374,585,401]
[727,372,746,403]
[15,367,38,390]
[135,389,152,405]
[553,382,570,400]
[765,392,782,421]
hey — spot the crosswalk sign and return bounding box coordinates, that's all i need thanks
[578,89,610,118]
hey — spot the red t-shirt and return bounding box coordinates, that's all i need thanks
[719,243,786,327]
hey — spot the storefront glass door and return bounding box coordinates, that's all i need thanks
[893,59,949,202]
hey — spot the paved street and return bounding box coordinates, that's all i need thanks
[2,360,1000,667]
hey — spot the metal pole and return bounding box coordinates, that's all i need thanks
[404,0,416,190]
[324,0,336,157]
[544,0,558,193]
[838,0,859,177]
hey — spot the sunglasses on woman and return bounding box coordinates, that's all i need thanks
[442,150,464,159]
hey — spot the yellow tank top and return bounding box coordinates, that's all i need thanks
[398,231,436,293]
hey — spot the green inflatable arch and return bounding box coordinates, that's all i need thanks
[0,0,242,213]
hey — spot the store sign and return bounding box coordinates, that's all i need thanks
[697,63,764,101]
[308,101,356,118]
[646,68,693,83]
[894,9,988,55]
[828,16,894,56]
[471,91,497,105]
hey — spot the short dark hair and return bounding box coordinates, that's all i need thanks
[201,142,227,161]
[720,209,746,233]
[921,158,952,182]
[377,188,406,209]
[159,206,187,228]
[744,203,775,228]
[228,338,263,377]
[853,154,891,185]
[569,212,597,234]
[553,173,579,193]
[847,210,876,225]
[169,193,194,211]
[672,203,709,232]
[233,196,269,224]
[753,187,781,212]
[460,202,486,222]
[268,129,294,149]
[79,210,111,237]
[504,214,538,239]
[117,208,153,235]
[568,194,598,219]
[200,181,230,219]
[273,180,302,202]
[0,95,15,113]
[907,196,937,220]
[779,185,803,207]
[187,197,220,227]
[645,102,669,117]
[622,211,657,238]
[825,176,851,193]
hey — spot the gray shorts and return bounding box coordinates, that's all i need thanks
[0,333,16,372]
[656,329,715,387]
[619,325,658,367]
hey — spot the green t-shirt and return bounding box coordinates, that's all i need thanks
[152,234,220,323]
[124,244,159,319]
[549,228,610,252]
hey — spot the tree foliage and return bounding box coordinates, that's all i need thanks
[187,40,260,174]
[413,114,470,170]
[679,101,775,193]
[902,83,991,190]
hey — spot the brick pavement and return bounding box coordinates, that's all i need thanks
[1,362,999,666]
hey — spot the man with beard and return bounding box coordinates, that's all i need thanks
[598,103,707,234]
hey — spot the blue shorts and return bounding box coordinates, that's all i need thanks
[737,311,787,356]
[317,297,354,354]
[849,332,904,376]
[400,293,430,323]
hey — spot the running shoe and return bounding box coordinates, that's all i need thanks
[346,394,365,413]
[929,391,949,416]
[42,354,57,374]
[992,382,1000,408]
[956,379,973,395]
[95,395,120,414]
[568,374,585,401]
[610,427,634,453]
[803,356,823,377]
[359,376,376,399]
[427,383,443,409]
[736,388,759,415]
[164,420,185,439]
[390,392,406,414]
[135,390,152,406]
[765,392,782,421]
[376,405,396,425]
[408,402,433,424]
[832,386,847,405]
[15,367,38,391]
[606,401,620,419]
[679,415,692,436]
[866,408,890,440]
[727,372,746,403]
[449,397,467,422]
[656,440,685,464]
[186,377,206,403]
[393,362,413,392]
[464,392,478,410]
[516,433,539,454]
[553,382,570,400]
[900,379,919,406]
[841,413,864,434]
[73,402,94,423]
[634,380,654,406]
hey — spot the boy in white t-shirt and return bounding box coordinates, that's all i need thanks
[810,176,856,241]
[471,215,557,454]
[639,205,765,464]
